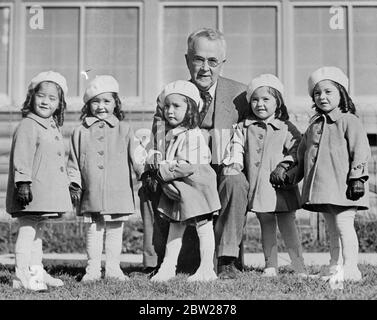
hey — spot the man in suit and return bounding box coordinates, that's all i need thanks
[137,28,250,280]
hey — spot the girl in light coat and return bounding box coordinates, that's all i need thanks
[222,74,306,277]
[146,80,221,282]
[67,75,143,282]
[294,66,370,282]
[6,71,72,290]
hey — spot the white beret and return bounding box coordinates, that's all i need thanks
[158,80,201,108]
[29,71,68,96]
[246,74,284,103]
[84,75,119,103]
[308,66,349,96]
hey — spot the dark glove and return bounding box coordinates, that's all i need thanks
[140,170,159,194]
[346,179,365,201]
[16,182,33,206]
[69,183,82,207]
[270,163,289,188]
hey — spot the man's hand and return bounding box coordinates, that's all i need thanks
[346,179,365,201]
[16,182,33,206]
[161,183,181,201]
[69,183,82,207]
[222,163,242,176]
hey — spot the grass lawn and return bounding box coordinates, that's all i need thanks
[1,262,377,300]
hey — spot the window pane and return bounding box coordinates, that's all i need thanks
[163,7,217,84]
[294,7,348,96]
[223,6,277,84]
[353,7,377,96]
[25,7,79,96]
[85,7,139,97]
[0,7,10,97]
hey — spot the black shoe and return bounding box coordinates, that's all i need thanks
[129,266,157,278]
[218,261,242,280]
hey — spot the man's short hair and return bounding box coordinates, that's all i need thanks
[187,28,226,59]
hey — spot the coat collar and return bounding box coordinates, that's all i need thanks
[243,114,283,130]
[311,107,345,124]
[26,113,55,129]
[165,126,188,142]
[84,115,118,127]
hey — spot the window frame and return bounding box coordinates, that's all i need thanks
[17,1,143,108]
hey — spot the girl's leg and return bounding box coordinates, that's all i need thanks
[29,218,64,287]
[151,222,186,282]
[82,219,104,281]
[334,207,361,281]
[14,216,47,291]
[188,220,217,282]
[277,211,306,274]
[256,212,278,276]
[322,211,342,275]
[105,221,128,281]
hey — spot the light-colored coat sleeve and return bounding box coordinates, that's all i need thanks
[159,130,209,182]
[345,116,371,181]
[222,123,246,170]
[12,120,38,184]
[67,127,82,188]
[126,125,144,180]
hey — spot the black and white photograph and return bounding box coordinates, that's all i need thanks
[0,0,377,306]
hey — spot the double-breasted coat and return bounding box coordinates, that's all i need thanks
[156,127,221,222]
[67,115,143,215]
[222,116,302,213]
[6,113,72,216]
[294,108,370,211]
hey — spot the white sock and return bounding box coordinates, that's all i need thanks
[85,221,104,277]
[105,221,126,278]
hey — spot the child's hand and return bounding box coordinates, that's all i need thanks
[69,183,82,207]
[161,183,181,201]
[346,179,365,201]
[270,163,289,188]
[16,182,33,206]
[221,163,242,176]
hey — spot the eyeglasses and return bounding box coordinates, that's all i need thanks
[191,56,224,68]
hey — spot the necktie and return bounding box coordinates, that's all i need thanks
[199,91,212,124]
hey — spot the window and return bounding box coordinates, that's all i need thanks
[25,8,80,96]
[24,4,141,99]
[0,6,11,105]
[223,6,277,84]
[353,6,377,96]
[293,6,348,97]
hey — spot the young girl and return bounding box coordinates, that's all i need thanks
[6,71,72,290]
[146,80,221,282]
[294,66,370,281]
[222,74,306,277]
[67,75,143,282]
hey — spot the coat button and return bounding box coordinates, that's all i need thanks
[98,136,104,141]
[99,122,105,128]
[98,150,104,156]
[258,134,263,140]
[57,151,62,156]
[51,123,56,128]
[255,162,260,167]
[317,130,322,134]
[98,165,104,169]
[60,166,64,172]
[55,136,60,141]
[313,143,319,148]
[256,148,262,153]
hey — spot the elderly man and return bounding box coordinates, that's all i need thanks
[138,28,250,280]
